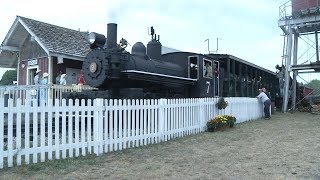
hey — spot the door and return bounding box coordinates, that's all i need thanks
[202,58,214,97]
[28,68,37,85]
[213,61,219,97]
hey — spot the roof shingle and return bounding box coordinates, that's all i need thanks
[19,16,91,58]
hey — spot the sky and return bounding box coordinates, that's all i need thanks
[0,0,318,82]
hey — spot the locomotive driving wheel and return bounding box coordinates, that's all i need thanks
[82,49,110,88]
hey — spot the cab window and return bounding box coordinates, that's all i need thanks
[203,59,213,79]
[188,56,198,79]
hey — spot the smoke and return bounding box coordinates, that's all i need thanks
[107,0,125,23]
[108,11,117,23]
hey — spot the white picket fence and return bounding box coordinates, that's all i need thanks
[0,97,263,169]
[0,84,97,106]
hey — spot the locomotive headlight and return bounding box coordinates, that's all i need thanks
[89,62,97,73]
[88,33,96,44]
[88,32,106,49]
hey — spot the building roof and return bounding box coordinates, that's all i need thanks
[0,16,91,68]
[20,16,90,57]
[206,54,276,75]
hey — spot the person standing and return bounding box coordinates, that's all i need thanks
[204,61,212,78]
[77,70,86,85]
[262,87,271,99]
[60,74,67,85]
[56,71,62,84]
[33,69,42,105]
[256,89,271,119]
[40,72,49,105]
[34,69,41,85]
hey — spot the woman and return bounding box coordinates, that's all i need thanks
[256,89,271,119]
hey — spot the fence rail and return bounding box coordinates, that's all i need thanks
[0,84,97,107]
[0,97,263,169]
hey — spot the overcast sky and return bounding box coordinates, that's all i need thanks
[0,0,318,82]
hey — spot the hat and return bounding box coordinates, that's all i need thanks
[43,72,49,78]
[36,69,41,74]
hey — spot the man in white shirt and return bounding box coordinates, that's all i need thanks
[205,62,213,78]
[256,89,271,119]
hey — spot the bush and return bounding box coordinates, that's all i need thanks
[0,69,17,85]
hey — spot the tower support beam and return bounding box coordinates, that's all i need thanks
[291,33,298,111]
[316,31,320,62]
[283,25,293,112]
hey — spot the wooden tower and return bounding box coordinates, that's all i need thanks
[278,0,320,112]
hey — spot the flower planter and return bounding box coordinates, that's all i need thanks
[216,97,228,110]
[207,115,236,132]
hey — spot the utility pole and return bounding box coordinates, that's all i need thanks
[204,39,211,54]
[215,38,222,53]
[205,38,221,54]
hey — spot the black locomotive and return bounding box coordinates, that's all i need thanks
[67,23,280,101]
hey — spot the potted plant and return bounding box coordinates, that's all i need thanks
[216,97,228,110]
[224,115,237,128]
[207,115,228,132]
[207,119,218,132]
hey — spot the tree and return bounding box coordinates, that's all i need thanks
[0,70,17,85]
[305,79,320,95]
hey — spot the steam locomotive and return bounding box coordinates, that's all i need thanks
[66,23,280,100]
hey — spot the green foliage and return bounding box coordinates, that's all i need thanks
[0,69,17,85]
[305,79,320,95]
[216,97,228,110]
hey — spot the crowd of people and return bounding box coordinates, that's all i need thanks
[33,70,49,105]
[33,69,87,105]
[35,70,86,86]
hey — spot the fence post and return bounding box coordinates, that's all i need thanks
[94,98,104,156]
[0,98,3,169]
[198,98,205,132]
[158,99,166,142]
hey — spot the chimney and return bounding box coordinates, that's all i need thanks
[107,23,117,49]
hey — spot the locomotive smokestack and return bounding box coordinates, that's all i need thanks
[107,23,117,49]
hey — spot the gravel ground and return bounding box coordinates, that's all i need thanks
[1,111,320,179]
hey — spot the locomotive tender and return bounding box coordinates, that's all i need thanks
[68,23,279,100]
